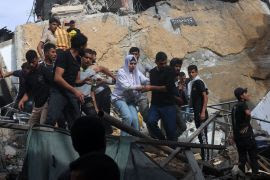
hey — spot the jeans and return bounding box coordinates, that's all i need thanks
[113,100,139,136]
[175,105,187,137]
[81,97,97,117]
[45,87,80,129]
[147,105,177,141]
[95,85,113,134]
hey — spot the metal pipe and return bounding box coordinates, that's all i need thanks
[136,139,225,150]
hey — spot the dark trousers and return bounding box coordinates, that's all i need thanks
[81,97,97,117]
[194,110,209,160]
[235,136,259,174]
[147,105,177,141]
[95,86,113,134]
[45,88,80,129]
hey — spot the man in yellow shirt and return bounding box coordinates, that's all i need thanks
[37,17,70,59]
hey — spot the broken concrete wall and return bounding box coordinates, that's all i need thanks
[14,0,270,103]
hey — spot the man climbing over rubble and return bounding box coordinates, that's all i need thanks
[18,49,55,126]
[45,33,89,129]
[187,65,209,160]
[0,62,32,111]
[87,50,115,133]
[170,58,187,137]
[232,87,259,176]
[141,52,177,141]
[77,48,115,134]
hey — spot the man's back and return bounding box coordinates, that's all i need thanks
[54,50,80,87]
[25,65,52,108]
[232,101,253,139]
[150,66,176,106]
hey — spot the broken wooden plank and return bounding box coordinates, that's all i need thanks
[259,155,270,168]
[99,111,222,175]
[160,112,220,167]
[258,160,270,173]
[211,121,216,159]
[185,150,205,180]
[182,170,194,180]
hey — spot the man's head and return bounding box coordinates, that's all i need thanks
[21,62,31,75]
[187,65,198,80]
[129,47,140,60]
[234,87,249,101]
[49,17,60,33]
[71,33,88,56]
[71,116,106,156]
[69,20,76,29]
[170,58,183,75]
[179,71,186,84]
[44,43,57,62]
[25,50,39,70]
[81,49,94,68]
[70,153,120,180]
[155,51,168,70]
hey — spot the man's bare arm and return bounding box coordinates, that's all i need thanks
[140,85,167,92]
[200,92,208,120]
[18,93,29,110]
[94,66,115,80]
[1,71,14,78]
[55,67,77,93]
[37,41,45,59]
[55,67,84,103]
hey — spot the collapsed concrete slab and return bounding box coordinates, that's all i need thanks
[12,0,270,103]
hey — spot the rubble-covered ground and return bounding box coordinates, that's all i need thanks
[0,128,27,180]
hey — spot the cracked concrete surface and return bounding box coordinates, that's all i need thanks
[13,0,270,102]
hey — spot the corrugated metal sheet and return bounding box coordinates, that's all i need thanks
[251,91,270,133]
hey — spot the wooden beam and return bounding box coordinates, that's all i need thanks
[99,111,221,175]
[185,150,205,180]
[160,112,219,167]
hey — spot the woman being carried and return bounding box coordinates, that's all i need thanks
[111,55,149,136]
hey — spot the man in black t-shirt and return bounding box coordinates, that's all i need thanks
[1,62,32,112]
[18,50,54,126]
[187,65,209,160]
[141,52,177,141]
[45,33,89,129]
[232,87,258,175]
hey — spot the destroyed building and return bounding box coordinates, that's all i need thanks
[1,0,270,179]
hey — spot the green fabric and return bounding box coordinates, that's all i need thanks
[106,137,133,180]
[25,127,78,180]
[22,127,176,180]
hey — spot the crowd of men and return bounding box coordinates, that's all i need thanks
[0,16,259,177]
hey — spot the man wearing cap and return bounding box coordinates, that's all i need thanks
[67,20,81,38]
[232,87,259,176]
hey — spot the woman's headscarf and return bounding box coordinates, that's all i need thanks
[122,55,141,85]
